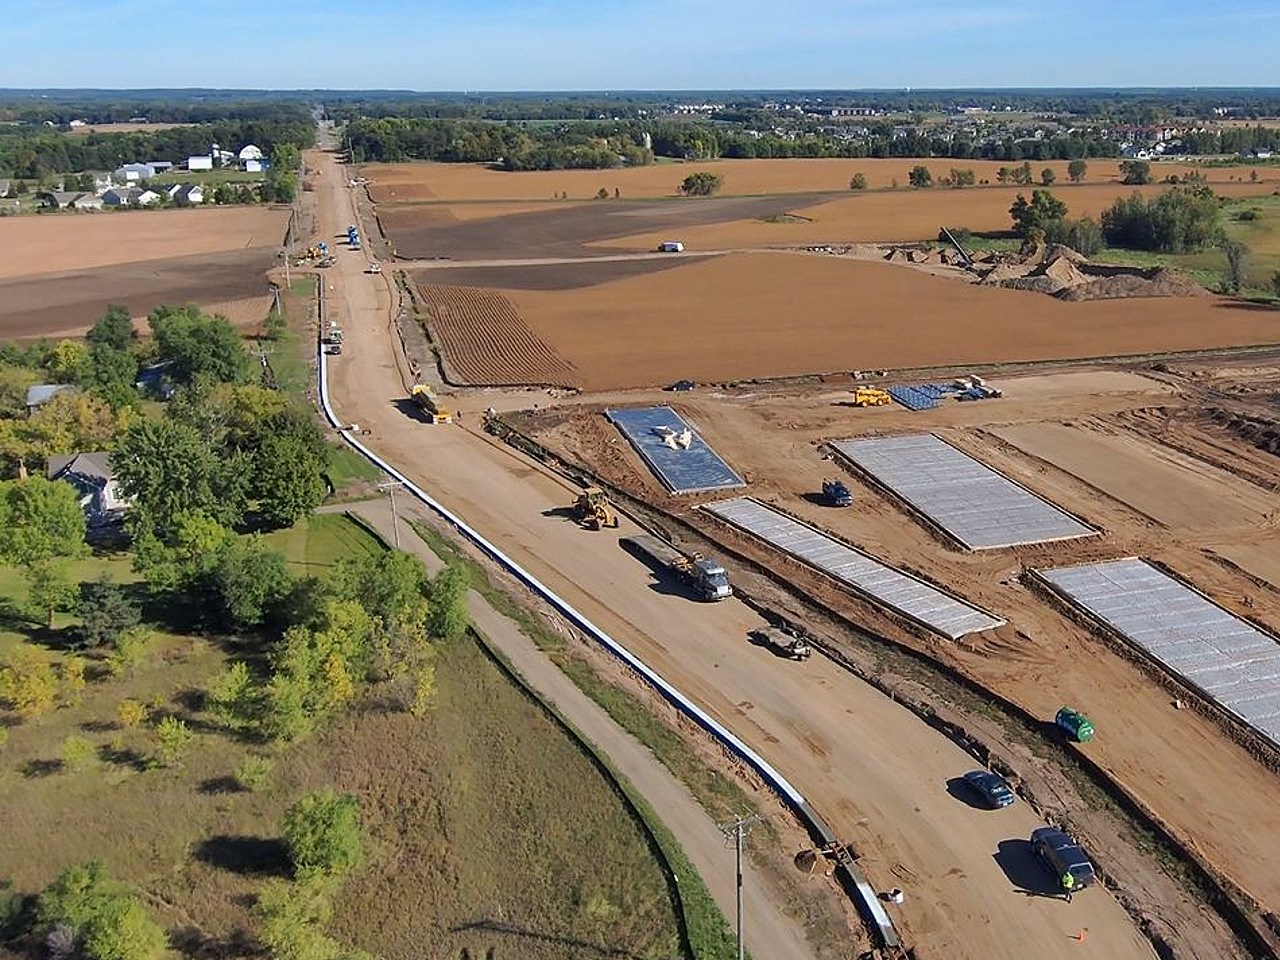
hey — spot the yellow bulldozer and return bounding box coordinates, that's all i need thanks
[572,486,618,530]
[410,384,453,424]
[851,387,892,407]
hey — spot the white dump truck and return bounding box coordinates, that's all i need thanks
[623,534,732,601]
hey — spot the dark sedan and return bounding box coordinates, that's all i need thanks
[961,769,1016,809]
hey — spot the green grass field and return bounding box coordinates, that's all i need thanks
[0,512,690,959]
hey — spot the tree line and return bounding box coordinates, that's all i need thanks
[0,119,314,180]
[0,94,315,126]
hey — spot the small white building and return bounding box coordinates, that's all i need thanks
[173,184,204,205]
[115,162,157,182]
[238,144,264,162]
[71,194,103,211]
[102,187,160,207]
[244,158,268,174]
[186,155,214,171]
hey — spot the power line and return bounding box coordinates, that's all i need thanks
[719,813,763,960]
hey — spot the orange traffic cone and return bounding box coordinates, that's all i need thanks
[1074,928,1088,943]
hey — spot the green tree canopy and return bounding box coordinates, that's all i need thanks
[76,576,142,649]
[0,475,87,567]
[1067,159,1088,183]
[86,306,137,353]
[210,535,294,631]
[113,418,245,537]
[677,172,722,196]
[148,305,251,387]
[1009,190,1069,238]
[1119,159,1152,185]
[37,861,167,960]
[1101,185,1222,253]
[283,788,364,878]
[907,165,933,188]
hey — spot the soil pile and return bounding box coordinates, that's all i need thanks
[980,244,1208,301]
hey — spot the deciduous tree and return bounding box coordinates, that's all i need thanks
[848,172,867,190]
[677,172,722,196]
[148,305,251,387]
[427,562,470,641]
[907,165,933,188]
[1009,190,1068,238]
[1067,159,1088,183]
[0,647,58,718]
[1222,240,1251,295]
[1119,159,1152,185]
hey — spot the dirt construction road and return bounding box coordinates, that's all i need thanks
[338,498,818,960]
[313,150,1155,960]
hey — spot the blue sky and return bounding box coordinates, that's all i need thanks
[3,0,1279,89]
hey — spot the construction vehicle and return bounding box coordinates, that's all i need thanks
[822,478,853,507]
[366,262,382,274]
[1055,707,1095,742]
[750,625,812,660]
[410,383,453,424]
[623,534,733,601]
[321,323,343,355]
[850,387,892,407]
[571,486,618,530]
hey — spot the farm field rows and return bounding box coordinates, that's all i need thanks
[365,157,1279,202]
[415,282,577,386]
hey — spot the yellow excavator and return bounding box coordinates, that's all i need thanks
[572,486,618,530]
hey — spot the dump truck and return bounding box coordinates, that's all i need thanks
[410,384,453,424]
[623,534,733,601]
[750,625,812,660]
[321,323,343,354]
[571,486,618,530]
[851,387,892,407]
[822,478,853,507]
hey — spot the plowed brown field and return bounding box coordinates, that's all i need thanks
[365,158,1278,202]
[497,253,1280,390]
[592,181,1278,250]
[415,282,577,387]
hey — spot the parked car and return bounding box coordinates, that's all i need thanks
[961,769,1016,809]
[1031,826,1096,890]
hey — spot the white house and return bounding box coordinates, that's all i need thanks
[149,160,173,174]
[47,452,132,528]
[102,187,160,207]
[71,194,103,211]
[26,384,74,414]
[115,162,156,182]
[173,184,204,205]
[186,155,214,171]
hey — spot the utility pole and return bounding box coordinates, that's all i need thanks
[720,813,763,960]
[377,479,407,549]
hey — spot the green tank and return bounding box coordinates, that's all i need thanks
[1055,707,1095,742]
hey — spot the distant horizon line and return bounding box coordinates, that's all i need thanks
[3,85,1280,96]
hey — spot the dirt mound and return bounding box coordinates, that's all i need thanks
[982,242,1208,301]
[1057,268,1209,301]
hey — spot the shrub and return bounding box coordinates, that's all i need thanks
[283,788,363,878]
[1101,186,1222,253]
[117,700,147,729]
[1044,217,1104,257]
[236,755,273,791]
[61,735,96,772]
[0,648,58,718]
[37,862,166,960]
[150,716,194,769]
[848,172,867,190]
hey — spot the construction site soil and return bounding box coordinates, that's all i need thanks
[414,253,1280,391]
[510,363,1280,942]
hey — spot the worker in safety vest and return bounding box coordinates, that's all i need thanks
[1062,871,1075,902]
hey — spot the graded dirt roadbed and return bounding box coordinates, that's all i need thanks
[340,499,819,960]
[315,149,1155,960]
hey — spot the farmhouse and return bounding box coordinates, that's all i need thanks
[47,451,132,528]
[71,194,104,211]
